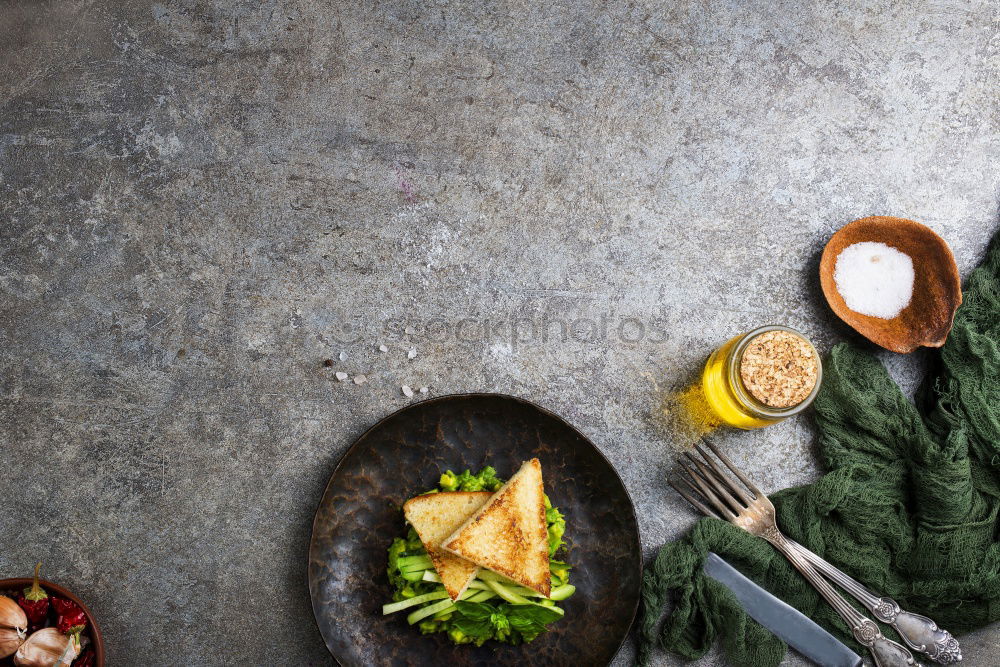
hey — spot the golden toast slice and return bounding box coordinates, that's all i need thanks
[403,491,492,600]
[441,459,551,597]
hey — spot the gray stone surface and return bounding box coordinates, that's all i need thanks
[1,0,998,665]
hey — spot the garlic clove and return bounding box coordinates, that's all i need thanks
[14,628,80,667]
[0,627,27,660]
[0,595,28,658]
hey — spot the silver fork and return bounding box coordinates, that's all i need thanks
[674,440,960,663]
[786,538,960,664]
[670,439,919,667]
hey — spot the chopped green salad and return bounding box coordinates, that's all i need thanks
[384,466,574,646]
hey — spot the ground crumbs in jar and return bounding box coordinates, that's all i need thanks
[739,330,818,408]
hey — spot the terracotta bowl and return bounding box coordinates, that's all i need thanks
[819,216,962,353]
[0,578,104,666]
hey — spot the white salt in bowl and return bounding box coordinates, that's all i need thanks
[819,216,962,354]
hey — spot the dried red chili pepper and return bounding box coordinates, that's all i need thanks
[16,562,49,627]
[51,597,86,636]
[75,647,95,667]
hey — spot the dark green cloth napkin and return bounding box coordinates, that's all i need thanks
[639,231,1000,666]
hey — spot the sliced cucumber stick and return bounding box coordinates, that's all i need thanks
[382,589,449,615]
[407,598,454,625]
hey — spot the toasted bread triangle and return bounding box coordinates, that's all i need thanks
[403,491,492,600]
[442,459,551,597]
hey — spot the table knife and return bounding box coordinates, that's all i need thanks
[704,552,864,667]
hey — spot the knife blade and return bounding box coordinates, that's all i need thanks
[704,552,863,667]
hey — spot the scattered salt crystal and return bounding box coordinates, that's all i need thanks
[834,242,914,319]
[407,348,417,359]
[419,387,428,394]
[401,385,414,397]
[353,374,367,385]
[334,371,348,381]
[339,351,347,361]
[378,344,388,352]
[404,326,416,335]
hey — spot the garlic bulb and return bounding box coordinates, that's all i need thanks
[0,595,28,658]
[14,628,80,667]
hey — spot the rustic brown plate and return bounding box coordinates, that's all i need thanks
[819,216,962,353]
[0,578,104,666]
[308,393,641,667]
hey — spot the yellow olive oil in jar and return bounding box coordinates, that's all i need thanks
[702,325,822,429]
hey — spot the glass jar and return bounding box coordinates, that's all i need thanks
[701,325,822,430]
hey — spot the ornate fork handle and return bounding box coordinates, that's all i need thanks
[788,539,961,664]
[761,531,918,667]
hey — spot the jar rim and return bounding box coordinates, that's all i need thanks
[724,324,823,418]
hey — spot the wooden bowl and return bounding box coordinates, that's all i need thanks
[0,578,104,666]
[820,216,962,353]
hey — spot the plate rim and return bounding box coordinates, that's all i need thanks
[307,391,642,666]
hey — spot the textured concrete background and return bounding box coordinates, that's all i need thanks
[1,0,998,665]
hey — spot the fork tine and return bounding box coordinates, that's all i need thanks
[692,443,755,505]
[682,464,738,520]
[668,478,722,520]
[678,476,725,520]
[683,451,745,515]
[685,459,746,518]
[701,437,764,498]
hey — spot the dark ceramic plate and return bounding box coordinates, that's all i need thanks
[309,393,641,667]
